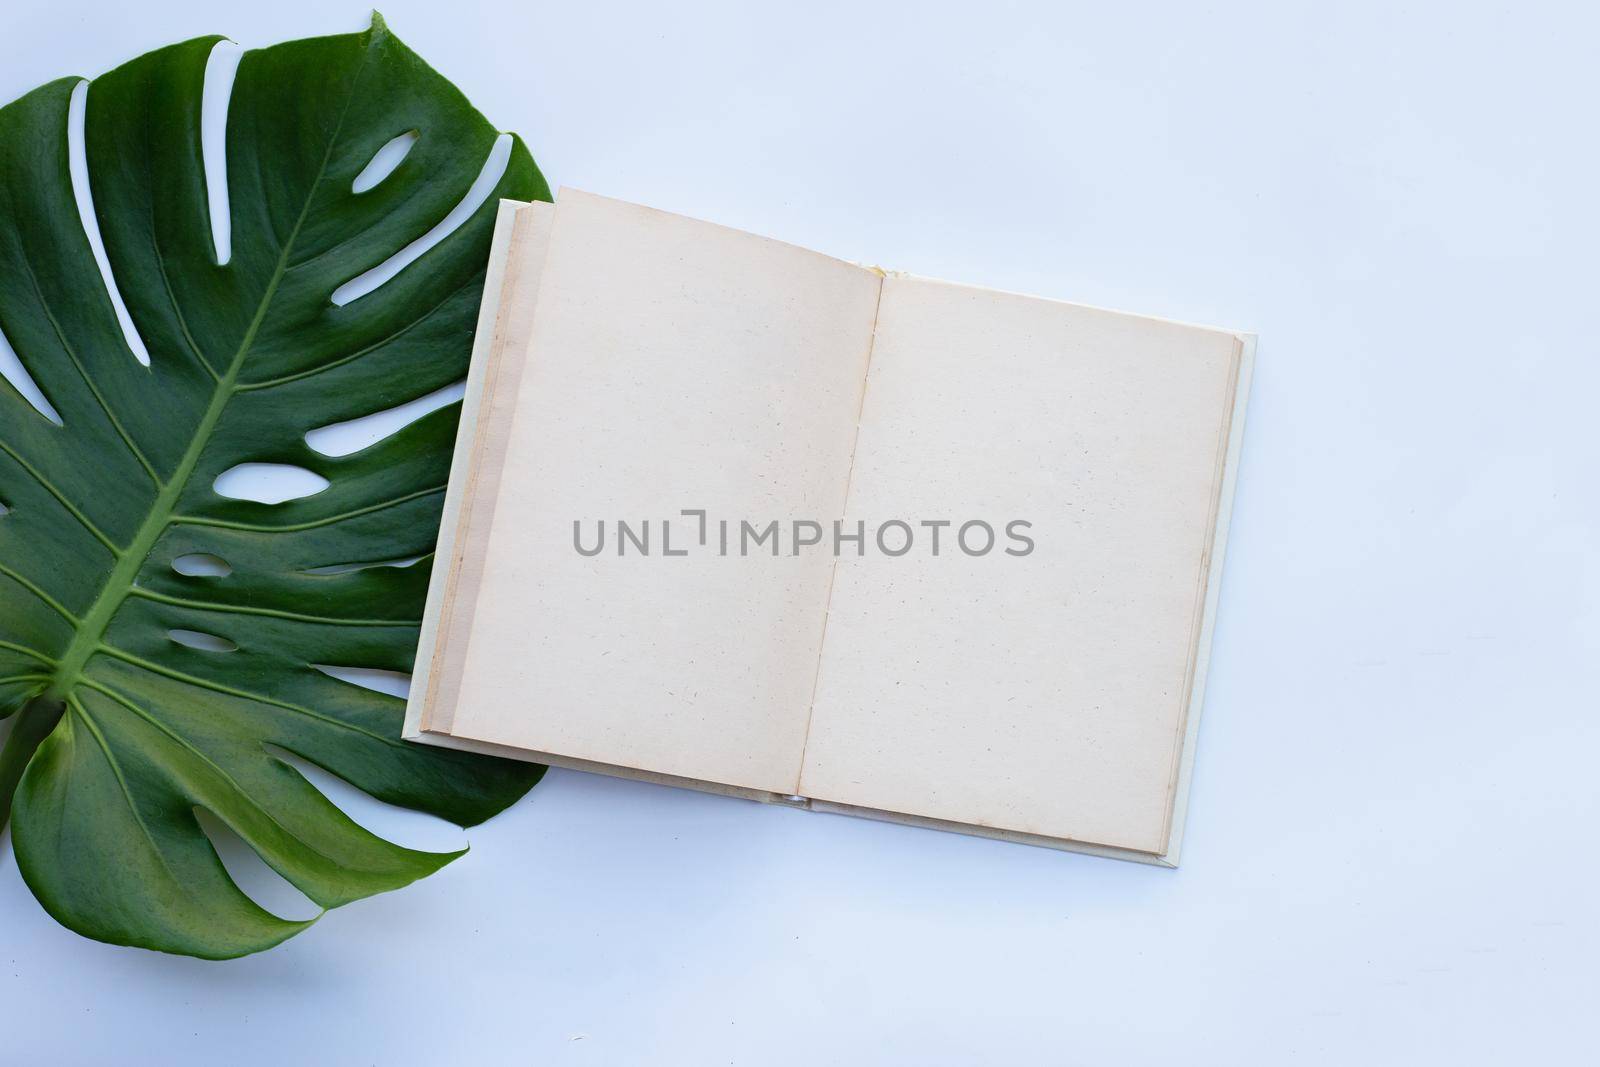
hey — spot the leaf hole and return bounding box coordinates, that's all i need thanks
[201,40,243,266]
[0,322,64,426]
[194,808,321,922]
[330,132,513,307]
[168,628,238,653]
[352,130,419,194]
[213,463,329,504]
[313,664,411,698]
[266,745,468,853]
[302,555,426,576]
[171,552,231,577]
[305,379,465,457]
[68,80,152,367]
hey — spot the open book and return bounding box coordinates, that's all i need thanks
[403,190,1253,865]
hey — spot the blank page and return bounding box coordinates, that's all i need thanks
[444,190,882,793]
[798,275,1245,854]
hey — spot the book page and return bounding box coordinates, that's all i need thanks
[443,190,882,794]
[797,276,1245,854]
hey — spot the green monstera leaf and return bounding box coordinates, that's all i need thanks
[0,15,548,958]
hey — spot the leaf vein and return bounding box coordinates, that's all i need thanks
[0,440,124,555]
[130,587,420,627]
[234,277,475,392]
[96,643,410,750]
[12,245,164,486]
[0,562,81,624]
[170,484,446,533]
[67,694,184,883]
[0,639,57,667]
[80,677,350,869]
[151,234,223,382]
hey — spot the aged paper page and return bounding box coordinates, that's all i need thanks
[443,190,882,793]
[797,276,1244,853]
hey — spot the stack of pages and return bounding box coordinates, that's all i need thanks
[403,190,1253,865]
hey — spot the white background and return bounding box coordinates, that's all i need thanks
[2,1,1597,1063]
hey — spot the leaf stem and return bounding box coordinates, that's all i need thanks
[0,694,65,831]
